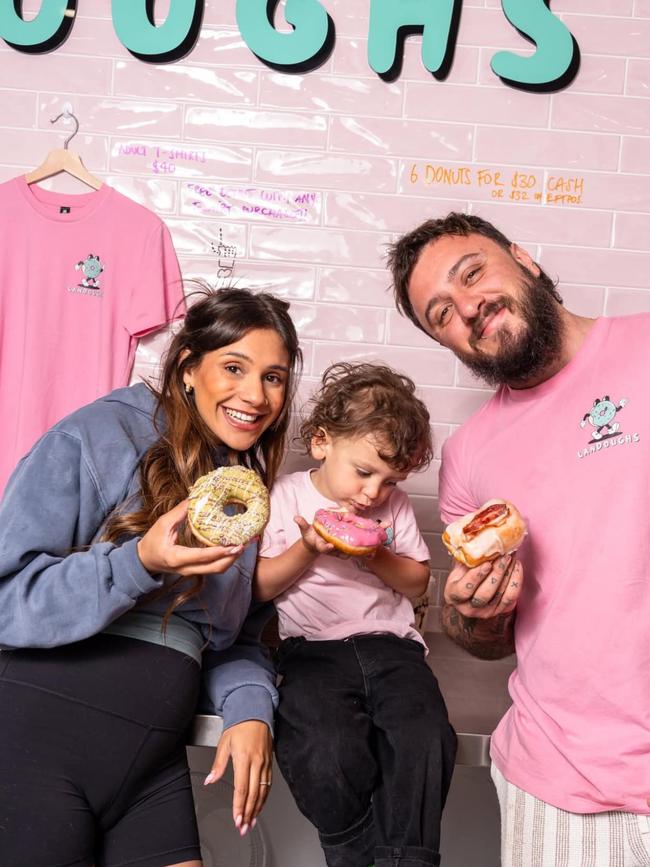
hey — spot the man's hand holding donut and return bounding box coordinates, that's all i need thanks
[444,554,523,620]
[441,556,524,660]
[440,499,526,658]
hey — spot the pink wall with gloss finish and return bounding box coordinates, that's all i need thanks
[5,0,650,603]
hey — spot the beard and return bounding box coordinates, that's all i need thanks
[454,271,564,387]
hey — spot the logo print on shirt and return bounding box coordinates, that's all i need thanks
[577,395,639,459]
[68,253,104,297]
[580,395,627,443]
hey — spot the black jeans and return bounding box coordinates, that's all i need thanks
[275,634,457,867]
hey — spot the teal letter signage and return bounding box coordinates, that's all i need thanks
[492,0,578,88]
[0,0,76,53]
[0,1,580,90]
[368,0,459,78]
[111,0,204,62]
[236,0,331,68]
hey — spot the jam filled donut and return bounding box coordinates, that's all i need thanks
[187,466,270,547]
[313,508,388,557]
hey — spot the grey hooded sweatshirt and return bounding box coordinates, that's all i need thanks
[0,383,277,731]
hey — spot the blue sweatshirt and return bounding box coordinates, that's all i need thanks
[0,384,277,731]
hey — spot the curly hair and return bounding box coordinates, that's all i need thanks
[299,362,432,473]
[387,211,563,333]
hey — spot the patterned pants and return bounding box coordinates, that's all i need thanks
[492,765,650,867]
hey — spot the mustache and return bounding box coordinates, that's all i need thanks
[469,298,514,345]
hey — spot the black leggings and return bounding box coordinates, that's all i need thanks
[0,634,202,867]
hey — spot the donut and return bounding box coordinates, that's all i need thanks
[313,508,388,557]
[187,466,270,547]
[442,499,527,568]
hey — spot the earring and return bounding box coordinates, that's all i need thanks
[184,383,193,395]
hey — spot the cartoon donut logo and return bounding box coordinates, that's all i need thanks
[579,396,627,443]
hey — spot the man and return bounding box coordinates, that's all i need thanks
[388,212,650,865]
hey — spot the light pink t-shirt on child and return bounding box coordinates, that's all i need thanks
[0,177,183,494]
[260,469,430,647]
[440,314,650,815]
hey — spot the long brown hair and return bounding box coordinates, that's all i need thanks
[104,286,302,611]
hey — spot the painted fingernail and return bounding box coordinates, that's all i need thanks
[251,818,257,829]
[204,772,217,785]
[240,823,249,836]
[235,814,242,829]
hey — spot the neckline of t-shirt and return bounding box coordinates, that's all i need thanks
[503,316,610,403]
[306,469,339,506]
[15,174,112,223]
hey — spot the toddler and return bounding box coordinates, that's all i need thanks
[256,362,457,867]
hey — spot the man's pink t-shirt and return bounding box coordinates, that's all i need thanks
[259,470,430,645]
[0,177,183,493]
[439,314,650,814]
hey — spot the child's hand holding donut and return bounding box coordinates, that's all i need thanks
[293,515,339,557]
[137,500,244,577]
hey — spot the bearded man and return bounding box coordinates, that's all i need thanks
[389,212,650,867]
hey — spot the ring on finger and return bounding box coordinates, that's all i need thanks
[260,780,272,787]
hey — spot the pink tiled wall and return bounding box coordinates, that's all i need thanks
[7,0,650,611]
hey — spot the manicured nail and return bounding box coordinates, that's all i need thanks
[251,818,257,829]
[235,814,242,829]
[204,772,217,785]
[240,823,249,836]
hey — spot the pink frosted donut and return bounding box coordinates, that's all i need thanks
[313,509,388,556]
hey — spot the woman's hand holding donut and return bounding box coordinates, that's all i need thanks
[137,500,243,576]
[444,553,524,620]
[204,719,273,835]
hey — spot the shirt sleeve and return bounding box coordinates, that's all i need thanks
[390,488,431,562]
[438,430,479,524]
[0,431,163,649]
[258,482,289,558]
[125,220,185,338]
[200,602,278,732]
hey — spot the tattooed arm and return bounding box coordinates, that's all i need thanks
[439,554,522,660]
[440,604,515,660]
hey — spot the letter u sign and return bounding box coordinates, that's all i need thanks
[0,1,204,61]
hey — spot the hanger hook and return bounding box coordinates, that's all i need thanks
[50,107,79,150]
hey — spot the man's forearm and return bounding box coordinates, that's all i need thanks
[440,603,516,660]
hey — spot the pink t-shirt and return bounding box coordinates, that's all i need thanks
[259,469,430,646]
[439,314,650,814]
[0,176,183,494]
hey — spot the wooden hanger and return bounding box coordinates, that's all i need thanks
[25,109,103,191]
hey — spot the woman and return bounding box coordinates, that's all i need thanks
[0,287,302,867]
